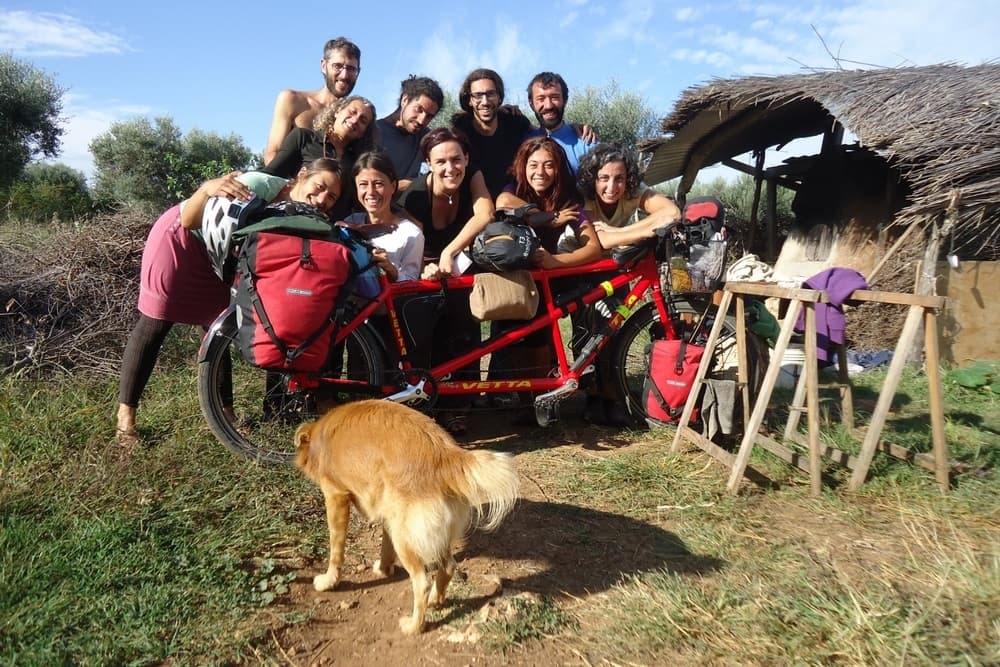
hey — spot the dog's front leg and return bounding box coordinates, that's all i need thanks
[393,543,430,635]
[313,485,351,592]
[373,525,397,577]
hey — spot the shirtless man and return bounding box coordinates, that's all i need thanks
[263,37,362,164]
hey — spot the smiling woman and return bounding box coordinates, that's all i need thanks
[343,151,424,282]
[263,95,377,221]
[115,159,344,445]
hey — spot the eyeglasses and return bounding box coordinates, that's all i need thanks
[328,62,361,77]
[469,90,499,101]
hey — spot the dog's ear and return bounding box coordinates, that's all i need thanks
[294,422,313,469]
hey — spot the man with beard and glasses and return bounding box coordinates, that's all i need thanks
[376,75,444,190]
[524,71,593,173]
[263,37,362,164]
[450,68,532,199]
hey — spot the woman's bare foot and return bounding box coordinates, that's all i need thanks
[116,404,139,445]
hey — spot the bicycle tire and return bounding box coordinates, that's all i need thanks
[607,297,768,431]
[198,314,386,464]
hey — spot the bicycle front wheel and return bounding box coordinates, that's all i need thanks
[198,316,386,464]
[607,298,768,431]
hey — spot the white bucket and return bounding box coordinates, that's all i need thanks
[777,343,806,389]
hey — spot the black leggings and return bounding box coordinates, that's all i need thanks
[118,313,232,407]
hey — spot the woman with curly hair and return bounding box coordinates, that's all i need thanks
[573,142,680,251]
[264,95,377,220]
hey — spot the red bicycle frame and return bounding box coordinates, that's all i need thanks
[289,250,682,404]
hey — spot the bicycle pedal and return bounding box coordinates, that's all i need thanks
[535,403,559,428]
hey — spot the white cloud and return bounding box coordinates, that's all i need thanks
[0,10,129,57]
[559,10,579,28]
[595,0,656,47]
[821,0,998,68]
[675,7,697,22]
[672,48,734,68]
[415,18,541,106]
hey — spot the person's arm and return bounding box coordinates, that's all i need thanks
[396,224,425,281]
[262,128,306,178]
[438,171,495,276]
[179,172,253,229]
[263,90,298,165]
[538,223,602,269]
[594,191,682,248]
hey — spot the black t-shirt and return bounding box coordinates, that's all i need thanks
[453,112,531,199]
[397,170,478,260]
[375,117,427,181]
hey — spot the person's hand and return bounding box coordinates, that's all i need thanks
[498,104,523,117]
[552,207,580,228]
[205,172,252,200]
[592,221,612,234]
[421,262,442,280]
[372,248,391,271]
[438,253,456,277]
[533,248,560,270]
[572,124,599,144]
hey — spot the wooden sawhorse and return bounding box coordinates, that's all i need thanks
[670,282,950,495]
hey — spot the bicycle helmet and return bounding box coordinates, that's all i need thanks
[202,195,267,282]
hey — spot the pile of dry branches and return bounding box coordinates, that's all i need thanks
[1,212,150,378]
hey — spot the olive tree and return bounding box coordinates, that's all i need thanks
[0,54,65,192]
[564,79,661,150]
[4,162,92,223]
[90,117,254,213]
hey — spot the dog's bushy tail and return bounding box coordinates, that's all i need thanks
[461,451,519,532]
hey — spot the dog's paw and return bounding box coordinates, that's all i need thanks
[373,559,396,577]
[427,589,445,608]
[313,571,340,592]
[399,615,424,635]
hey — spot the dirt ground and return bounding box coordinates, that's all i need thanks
[261,405,883,667]
[261,401,678,666]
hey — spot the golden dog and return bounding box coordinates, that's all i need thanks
[294,399,519,634]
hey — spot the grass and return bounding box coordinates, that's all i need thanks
[1,356,998,664]
[0,352,326,664]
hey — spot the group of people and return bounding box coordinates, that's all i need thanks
[115,36,683,444]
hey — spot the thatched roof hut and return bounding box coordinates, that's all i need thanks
[643,63,1000,260]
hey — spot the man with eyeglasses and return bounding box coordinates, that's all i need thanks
[450,68,533,199]
[376,75,444,190]
[263,37,362,164]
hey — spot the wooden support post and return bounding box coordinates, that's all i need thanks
[804,302,822,496]
[848,305,925,490]
[670,290,734,453]
[837,344,855,431]
[727,299,803,494]
[923,309,949,491]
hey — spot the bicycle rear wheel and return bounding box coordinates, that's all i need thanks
[198,314,386,464]
[607,297,768,431]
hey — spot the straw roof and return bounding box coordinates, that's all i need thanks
[643,64,1000,256]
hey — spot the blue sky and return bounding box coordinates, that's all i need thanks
[3,0,997,183]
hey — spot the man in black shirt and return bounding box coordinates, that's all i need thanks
[450,68,531,199]
[376,76,444,190]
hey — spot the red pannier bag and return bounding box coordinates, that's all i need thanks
[235,231,351,372]
[642,339,704,424]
